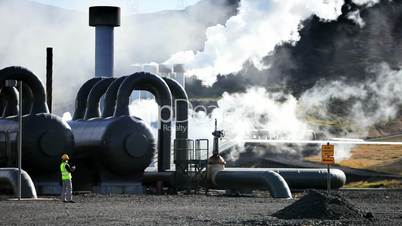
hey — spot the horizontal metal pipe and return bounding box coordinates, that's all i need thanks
[243,139,402,145]
[213,170,292,198]
[143,171,175,186]
[223,168,346,189]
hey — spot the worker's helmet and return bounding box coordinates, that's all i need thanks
[61,154,70,161]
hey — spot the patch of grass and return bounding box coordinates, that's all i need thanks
[344,180,402,188]
[305,144,402,175]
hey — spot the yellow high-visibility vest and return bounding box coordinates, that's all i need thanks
[60,162,72,180]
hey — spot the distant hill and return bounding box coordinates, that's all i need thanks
[187,0,402,97]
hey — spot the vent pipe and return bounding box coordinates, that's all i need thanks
[89,6,120,77]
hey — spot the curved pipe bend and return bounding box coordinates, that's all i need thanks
[0,66,48,114]
[115,72,172,171]
[162,77,188,140]
[0,168,37,198]
[101,76,126,118]
[213,170,292,199]
[73,77,102,120]
[84,77,115,120]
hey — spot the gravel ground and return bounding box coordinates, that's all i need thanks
[0,190,401,225]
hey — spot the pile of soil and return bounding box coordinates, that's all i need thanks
[273,190,372,220]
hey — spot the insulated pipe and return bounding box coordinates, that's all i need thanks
[89,6,120,77]
[101,76,126,118]
[0,87,18,117]
[84,77,115,119]
[223,168,347,190]
[115,72,172,171]
[0,84,34,117]
[0,66,49,114]
[21,83,33,115]
[213,170,292,198]
[0,168,37,198]
[0,91,6,116]
[72,77,102,120]
[162,77,189,180]
[162,77,188,140]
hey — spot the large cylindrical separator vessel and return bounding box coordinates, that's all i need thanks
[0,66,74,194]
[68,72,172,193]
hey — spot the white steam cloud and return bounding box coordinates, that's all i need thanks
[0,0,226,114]
[166,0,344,85]
[214,63,402,161]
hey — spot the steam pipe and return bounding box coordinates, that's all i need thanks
[84,77,115,119]
[162,77,188,183]
[115,72,172,171]
[0,84,34,117]
[0,168,37,198]
[162,77,188,140]
[72,77,102,120]
[101,76,126,118]
[0,90,6,116]
[21,83,33,115]
[0,87,18,117]
[0,66,49,114]
[89,6,120,77]
[222,168,347,190]
[213,170,292,198]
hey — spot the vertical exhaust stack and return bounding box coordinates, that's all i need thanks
[89,6,121,77]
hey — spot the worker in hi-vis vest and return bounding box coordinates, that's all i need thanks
[60,154,76,203]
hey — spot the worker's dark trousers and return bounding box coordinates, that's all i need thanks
[61,179,73,201]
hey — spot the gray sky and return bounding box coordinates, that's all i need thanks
[29,0,201,13]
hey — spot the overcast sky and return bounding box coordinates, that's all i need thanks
[29,0,201,14]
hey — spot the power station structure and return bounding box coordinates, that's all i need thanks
[0,6,346,198]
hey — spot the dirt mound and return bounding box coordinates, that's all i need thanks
[273,190,372,220]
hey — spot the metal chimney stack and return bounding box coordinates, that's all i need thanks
[89,6,121,77]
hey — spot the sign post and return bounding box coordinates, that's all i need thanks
[321,142,334,195]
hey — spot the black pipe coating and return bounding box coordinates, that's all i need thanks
[0,66,48,114]
[72,77,102,120]
[84,77,115,120]
[0,87,18,117]
[115,72,172,171]
[101,76,126,118]
[162,77,188,140]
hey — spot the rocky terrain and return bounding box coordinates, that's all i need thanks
[0,189,401,225]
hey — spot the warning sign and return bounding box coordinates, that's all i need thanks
[321,144,335,164]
